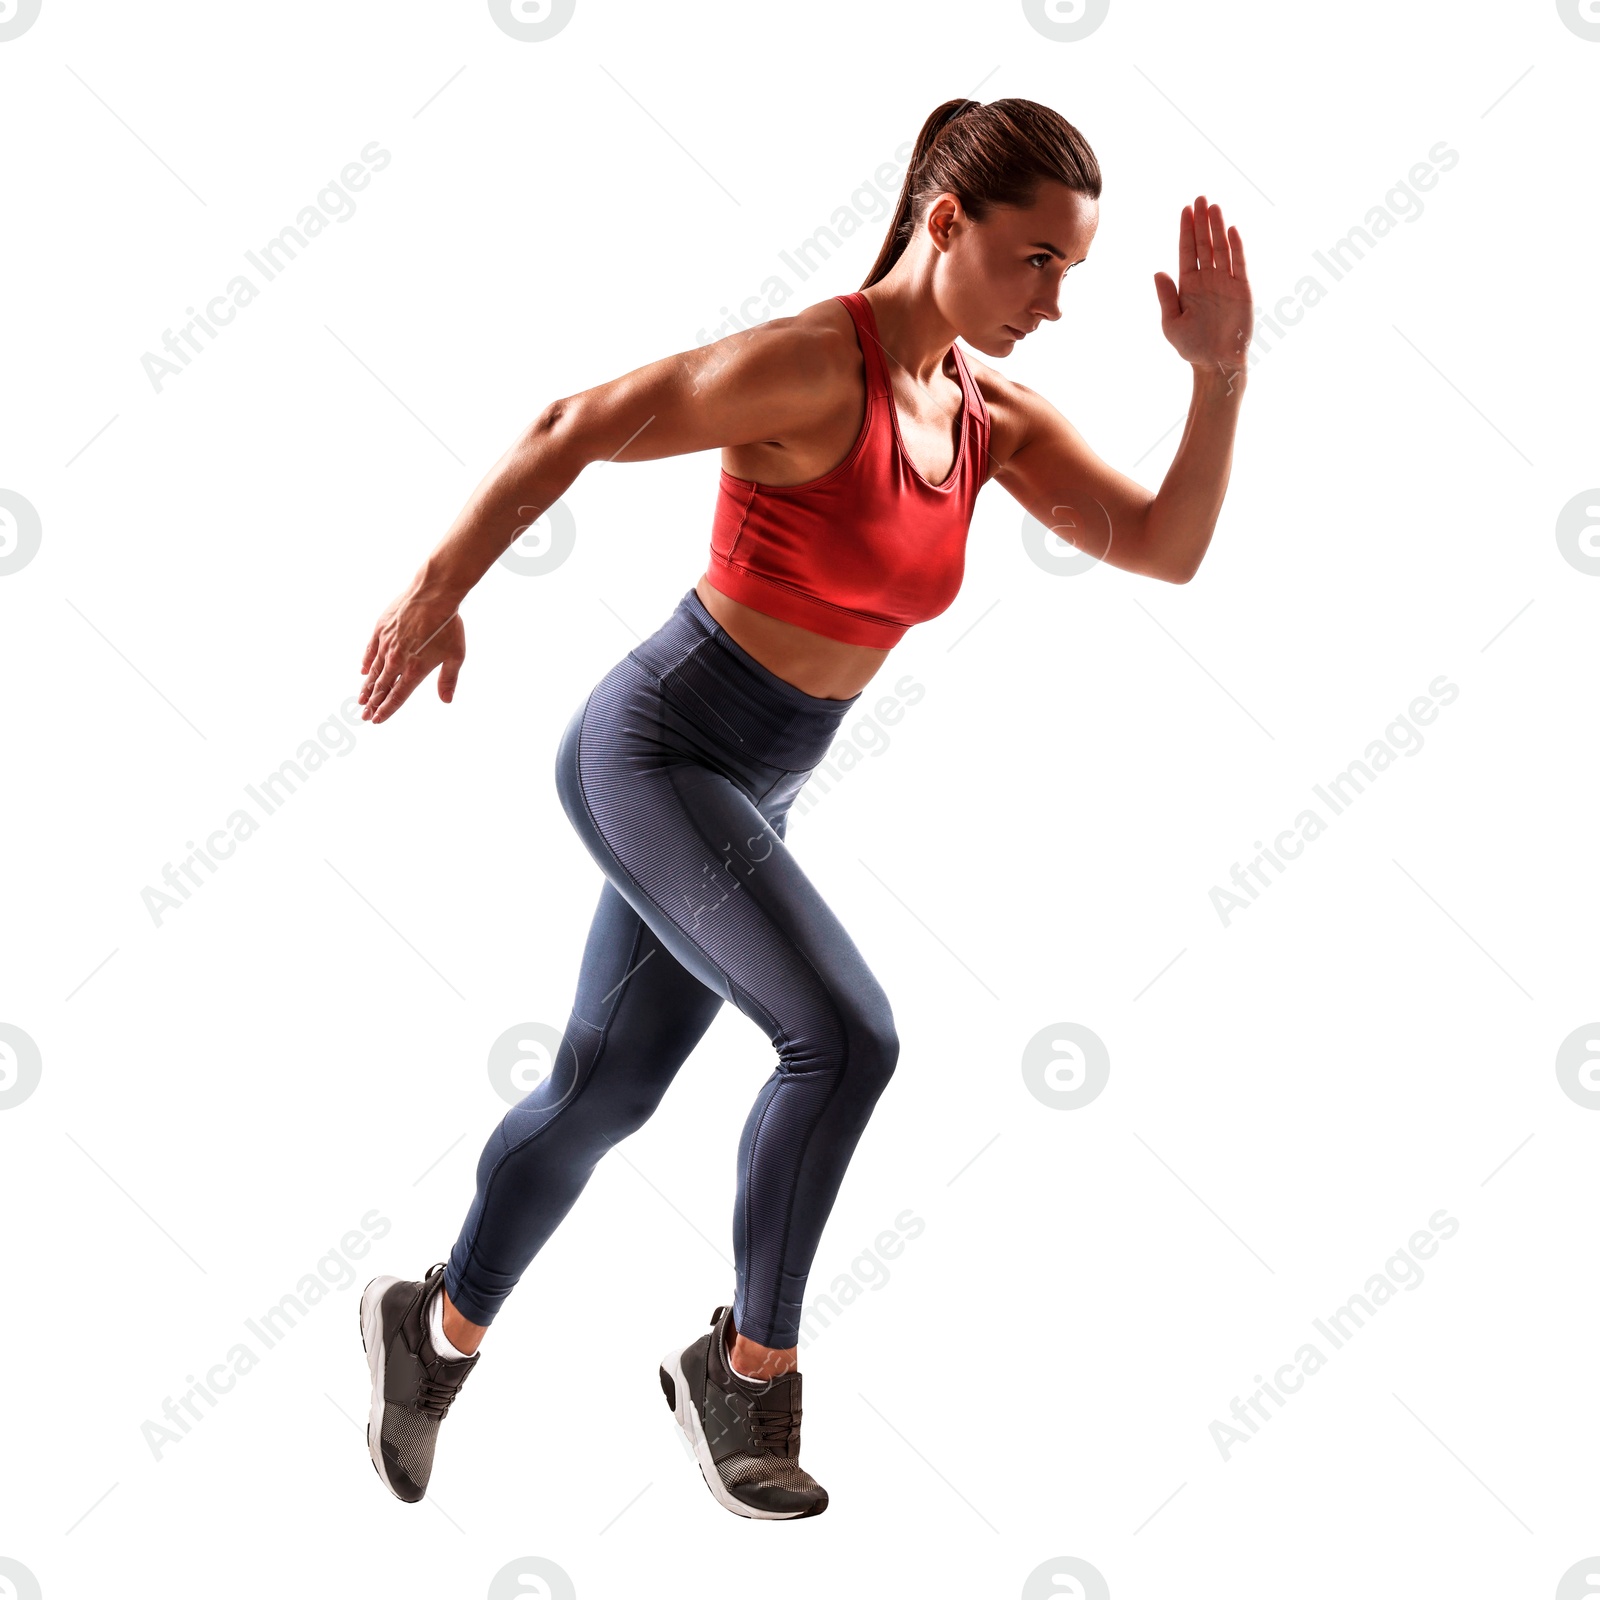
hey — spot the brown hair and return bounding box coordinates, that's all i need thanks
[860,97,1102,290]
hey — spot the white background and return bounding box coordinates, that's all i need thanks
[2,1,1597,1596]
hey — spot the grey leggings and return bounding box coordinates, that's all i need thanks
[444,586,900,1348]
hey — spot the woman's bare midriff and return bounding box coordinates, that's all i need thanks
[694,575,892,701]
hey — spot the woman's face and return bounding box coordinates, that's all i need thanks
[932,180,1100,358]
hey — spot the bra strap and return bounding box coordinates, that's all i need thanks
[948,339,979,414]
[834,292,891,398]
[949,340,990,448]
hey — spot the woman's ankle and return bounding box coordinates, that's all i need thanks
[440,1288,487,1356]
[726,1317,797,1379]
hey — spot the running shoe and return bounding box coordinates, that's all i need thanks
[359,1262,479,1502]
[658,1302,828,1519]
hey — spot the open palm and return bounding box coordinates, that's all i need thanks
[1154,194,1253,377]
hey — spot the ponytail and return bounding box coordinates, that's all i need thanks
[860,97,1102,290]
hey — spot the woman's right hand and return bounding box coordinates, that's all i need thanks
[358,580,466,724]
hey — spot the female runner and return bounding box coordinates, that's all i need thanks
[355,94,1251,1521]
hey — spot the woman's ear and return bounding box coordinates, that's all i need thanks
[923,192,963,253]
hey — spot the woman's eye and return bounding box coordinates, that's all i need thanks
[1027,253,1051,268]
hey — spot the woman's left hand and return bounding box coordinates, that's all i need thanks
[1154,195,1253,377]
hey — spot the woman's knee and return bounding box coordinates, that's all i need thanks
[837,986,900,1095]
[775,969,899,1083]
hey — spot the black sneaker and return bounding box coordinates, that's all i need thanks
[359,1262,479,1502]
[658,1302,827,1519]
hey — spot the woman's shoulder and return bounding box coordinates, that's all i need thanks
[697,298,866,406]
[740,297,861,366]
[958,351,1045,468]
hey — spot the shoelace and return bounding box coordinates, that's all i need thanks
[746,1395,801,1453]
[415,1359,472,1420]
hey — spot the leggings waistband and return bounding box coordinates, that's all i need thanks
[626,586,863,771]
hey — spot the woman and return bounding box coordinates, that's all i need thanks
[356,95,1251,1520]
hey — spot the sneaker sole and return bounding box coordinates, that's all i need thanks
[360,1275,406,1500]
[657,1345,813,1521]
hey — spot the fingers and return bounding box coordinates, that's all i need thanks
[360,650,403,721]
[358,627,389,704]
[1208,204,1232,276]
[1181,195,1222,274]
[357,651,382,709]
[1228,223,1248,282]
[365,658,417,723]
[1186,196,1246,281]
[367,670,414,724]
[1196,200,1216,272]
[361,629,464,721]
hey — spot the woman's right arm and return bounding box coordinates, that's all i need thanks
[357,321,834,724]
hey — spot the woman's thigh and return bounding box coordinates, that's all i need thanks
[554,672,894,1070]
[564,875,728,1116]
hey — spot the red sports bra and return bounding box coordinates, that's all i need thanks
[704,291,992,648]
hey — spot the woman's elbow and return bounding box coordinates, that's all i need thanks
[526,396,589,465]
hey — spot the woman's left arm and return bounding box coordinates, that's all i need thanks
[985,194,1252,585]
